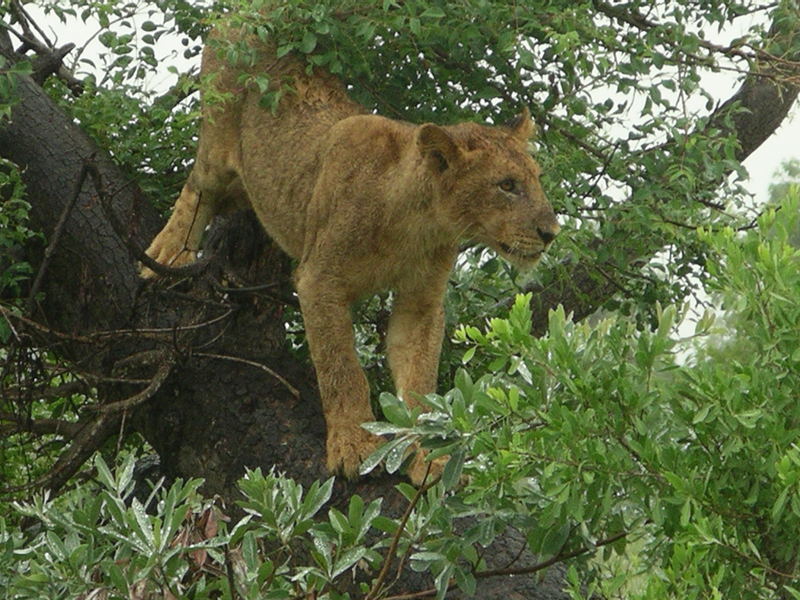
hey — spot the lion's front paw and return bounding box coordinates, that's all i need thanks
[326,424,383,479]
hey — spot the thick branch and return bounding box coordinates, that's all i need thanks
[2,2,85,94]
[527,6,800,335]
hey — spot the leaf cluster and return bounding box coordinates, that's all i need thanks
[4,189,800,599]
[0,158,37,308]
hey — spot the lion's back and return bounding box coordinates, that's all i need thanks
[199,24,364,258]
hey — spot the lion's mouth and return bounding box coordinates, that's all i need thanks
[498,242,542,261]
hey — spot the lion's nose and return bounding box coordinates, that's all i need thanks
[537,226,558,245]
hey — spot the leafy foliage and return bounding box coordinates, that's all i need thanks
[215,0,796,317]
[2,454,383,599]
[0,159,37,308]
[29,0,799,313]
[367,189,800,598]
[0,55,32,121]
[4,190,800,598]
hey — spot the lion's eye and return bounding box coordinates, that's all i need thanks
[498,178,517,193]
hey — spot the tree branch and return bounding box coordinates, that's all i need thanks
[0,412,83,437]
[382,529,629,600]
[27,157,94,314]
[0,412,121,494]
[525,4,800,335]
[1,3,84,94]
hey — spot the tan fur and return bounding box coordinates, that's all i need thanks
[143,23,560,484]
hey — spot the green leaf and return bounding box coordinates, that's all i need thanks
[454,567,476,596]
[302,477,335,519]
[461,345,476,364]
[784,585,800,600]
[379,392,414,427]
[359,438,394,475]
[385,436,416,474]
[332,546,367,578]
[772,487,790,523]
[106,560,128,591]
[329,507,349,534]
[300,31,317,54]
[692,404,711,424]
[411,550,446,564]
[348,494,364,530]
[441,448,465,490]
[45,531,67,561]
[421,7,446,19]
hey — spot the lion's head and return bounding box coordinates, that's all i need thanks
[417,109,559,267]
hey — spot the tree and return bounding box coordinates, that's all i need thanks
[1,0,799,598]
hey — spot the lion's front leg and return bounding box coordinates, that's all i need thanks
[295,268,382,478]
[386,293,445,408]
[386,281,449,485]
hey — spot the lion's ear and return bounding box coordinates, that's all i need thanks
[505,107,535,141]
[417,124,463,172]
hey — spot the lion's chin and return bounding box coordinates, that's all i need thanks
[496,243,543,270]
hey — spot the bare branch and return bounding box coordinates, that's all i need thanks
[1,4,84,94]
[27,157,94,315]
[0,412,120,494]
[29,43,74,85]
[592,0,800,73]
[194,352,300,400]
[90,359,173,414]
[0,412,83,437]
[366,472,436,600]
[0,303,235,344]
[1,380,87,402]
[9,0,54,49]
[382,529,630,600]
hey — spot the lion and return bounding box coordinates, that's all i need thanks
[142,22,560,484]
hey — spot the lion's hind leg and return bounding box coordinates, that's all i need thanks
[141,132,246,278]
[141,175,212,278]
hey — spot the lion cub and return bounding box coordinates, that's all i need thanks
[142,24,560,484]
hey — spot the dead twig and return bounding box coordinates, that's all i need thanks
[0,303,234,343]
[89,358,174,414]
[193,352,300,400]
[0,412,83,437]
[90,166,213,279]
[1,380,87,402]
[26,158,94,315]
